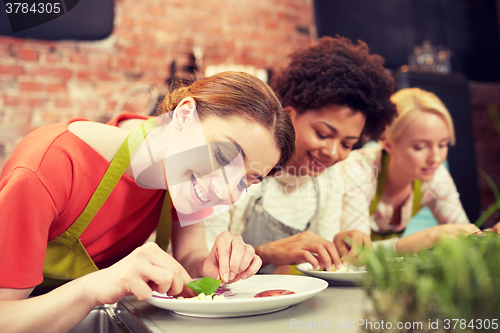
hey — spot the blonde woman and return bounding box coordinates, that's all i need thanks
[338,87,479,257]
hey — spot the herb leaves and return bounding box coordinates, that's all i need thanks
[187,277,222,296]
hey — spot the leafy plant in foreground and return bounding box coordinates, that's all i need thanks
[362,234,500,333]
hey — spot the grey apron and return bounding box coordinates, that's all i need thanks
[241,177,321,273]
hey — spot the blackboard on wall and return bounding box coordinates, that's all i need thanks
[0,0,113,41]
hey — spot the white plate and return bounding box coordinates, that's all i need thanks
[295,262,367,284]
[146,274,328,318]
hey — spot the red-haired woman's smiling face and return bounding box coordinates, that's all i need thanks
[286,105,365,177]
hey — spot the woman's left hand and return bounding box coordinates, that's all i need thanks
[396,223,481,254]
[202,231,262,284]
[491,221,500,234]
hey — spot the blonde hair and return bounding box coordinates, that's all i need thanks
[384,88,455,145]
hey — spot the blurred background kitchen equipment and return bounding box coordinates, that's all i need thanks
[409,40,453,75]
[112,83,159,118]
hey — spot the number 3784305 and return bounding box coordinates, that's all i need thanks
[444,319,498,330]
[5,2,61,14]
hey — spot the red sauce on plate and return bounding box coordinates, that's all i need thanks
[254,289,296,298]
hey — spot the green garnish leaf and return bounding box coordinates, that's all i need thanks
[187,277,222,295]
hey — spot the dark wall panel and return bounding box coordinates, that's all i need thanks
[314,0,500,81]
[0,0,113,41]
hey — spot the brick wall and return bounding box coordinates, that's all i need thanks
[0,0,316,169]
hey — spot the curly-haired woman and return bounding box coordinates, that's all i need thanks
[205,36,397,273]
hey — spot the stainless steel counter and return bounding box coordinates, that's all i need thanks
[124,285,369,333]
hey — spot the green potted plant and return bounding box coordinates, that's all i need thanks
[362,234,500,333]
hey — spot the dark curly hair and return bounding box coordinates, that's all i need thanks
[271,35,396,141]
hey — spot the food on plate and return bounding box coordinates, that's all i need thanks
[254,289,296,298]
[187,277,222,296]
[152,292,226,301]
[327,263,354,272]
[151,278,232,301]
[306,263,354,272]
[177,293,225,301]
[166,277,226,300]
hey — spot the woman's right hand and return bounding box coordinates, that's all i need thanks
[84,242,193,306]
[202,232,261,284]
[333,230,373,266]
[255,231,341,271]
[0,242,193,333]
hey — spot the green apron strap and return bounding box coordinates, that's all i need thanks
[155,192,172,252]
[370,151,423,217]
[369,151,422,241]
[411,179,423,217]
[44,118,171,280]
[369,151,389,216]
[66,118,159,237]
